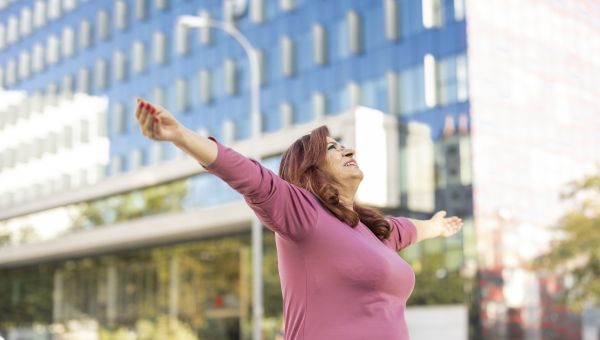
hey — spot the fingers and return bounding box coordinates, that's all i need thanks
[135,98,143,121]
[139,104,151,133]
[442,216,464,237]
[136,99,160,138]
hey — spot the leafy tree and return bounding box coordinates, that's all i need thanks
[534,170,600,309]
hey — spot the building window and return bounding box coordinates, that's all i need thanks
[112,103,126,134]
[332,19,348,61]
[78,67,91,93]
[135,0,148,20]
[424,54,438,108]
[280,102,294,128]
[111,155,124,175]
[280,0,295,12]
[153,86,166,107]
[7,15,18,44]
[224,59,237,95]
[313,24,327,65]
[153,31,167,65]
[5,59,16,86]
[132,41,146,73]
[64,0,78,11]
[199,69,212,104]
[32,44,44,72]
[113,50,127,81]
[115,1,128,30]
[80,20,92,49]
[46,132,58,154]
[149,143,163,165]
[456,53,468,102]
[61,75,74,96]
[281,36,295,77]
[97,111,107,137]
[95,59,109,89]
[62,27,75,58]
[197,10,212,45]
[347,11,362,54]
[47,82,58,98]
[398,63,426,115]
[18,52,31,80]
[384,0,399,41]
[34,0,46,28]
[251,0,264,23]
[422,0,444,29]
[175,24,189,55]
[222,119,236,144]
[438,55,457,106]
[129,149,143,170]
[348,82,361,108]
[97,10,110,39]
[0,24,5,50]
[175,79,189,112]
[20,7,33,37]
[313,92,327,118]
[454,0,465,21]
[386,71,398,115]
[80,120,90,143]
[256,49,267,86]
[360,75,387,112]
[155,0,168,10]
[48,0,62,20]
[47,35,59,65]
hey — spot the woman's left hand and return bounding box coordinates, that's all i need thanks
[430,211,463,238]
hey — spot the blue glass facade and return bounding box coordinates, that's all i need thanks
[1,0,469,174]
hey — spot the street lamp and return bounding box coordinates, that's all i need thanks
[177,15,264,340]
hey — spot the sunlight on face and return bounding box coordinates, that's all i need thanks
[322,137,363,183]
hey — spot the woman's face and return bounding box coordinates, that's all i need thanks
[322,136,363,183]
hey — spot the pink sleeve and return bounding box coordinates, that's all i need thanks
[203,137,320,241]
[383,216,417,251]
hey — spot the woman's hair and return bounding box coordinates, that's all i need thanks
[279,125,392,240]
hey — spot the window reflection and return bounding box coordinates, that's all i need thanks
[0,232,288,340]
[1,174,240,249]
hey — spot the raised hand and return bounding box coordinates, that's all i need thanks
[135,98,182,143]
[430,211,463,238]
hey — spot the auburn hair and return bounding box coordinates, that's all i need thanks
[279,125,392,240]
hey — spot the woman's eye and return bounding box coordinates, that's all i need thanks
[328,145,336,150]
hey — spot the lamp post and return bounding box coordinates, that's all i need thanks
[178,15,263,340]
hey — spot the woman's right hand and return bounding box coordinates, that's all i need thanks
[135,98,182,143]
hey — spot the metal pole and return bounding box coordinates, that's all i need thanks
[178,17,263,340]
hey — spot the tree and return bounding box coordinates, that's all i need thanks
[534,169,600,309]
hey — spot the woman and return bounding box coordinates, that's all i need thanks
[134,99,463,339]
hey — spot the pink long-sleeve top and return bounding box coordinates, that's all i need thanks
[204,138,418,340]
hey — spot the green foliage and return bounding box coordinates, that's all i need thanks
[407,253,465,306]
[533,169,600,309]
[70,180,188,231]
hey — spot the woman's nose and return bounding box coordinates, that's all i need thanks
[343,148,355,157]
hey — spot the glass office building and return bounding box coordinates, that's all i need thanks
[1,0,598,339]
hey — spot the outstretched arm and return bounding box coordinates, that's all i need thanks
[134,98,320,241]
[408,211,463,243]
[135,98,217,166]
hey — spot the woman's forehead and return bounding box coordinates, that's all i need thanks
[326,137,337,143]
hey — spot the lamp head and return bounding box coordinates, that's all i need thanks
[177,15,209,28]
